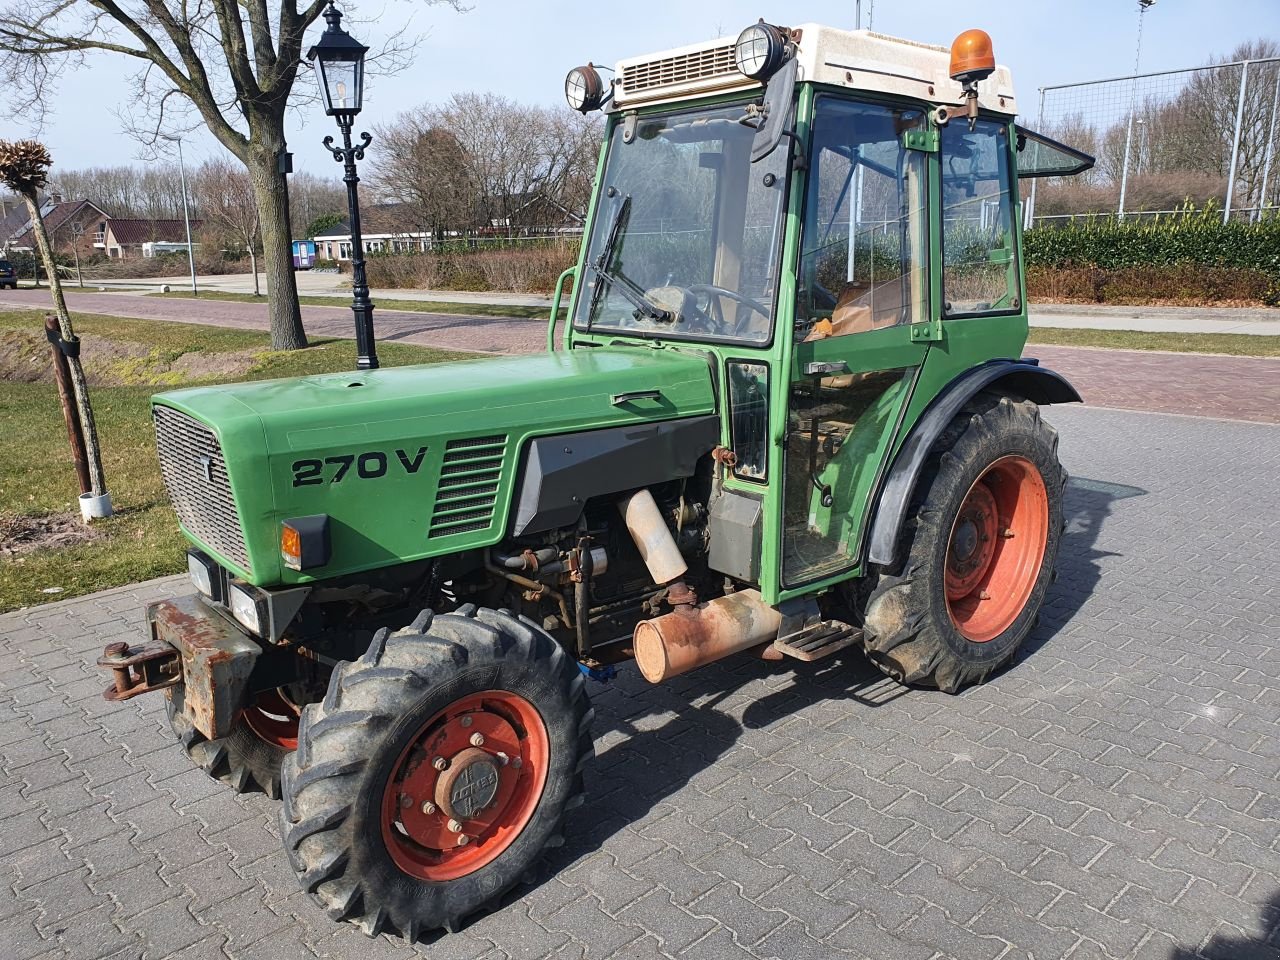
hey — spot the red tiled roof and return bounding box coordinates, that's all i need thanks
[106,218,201,246]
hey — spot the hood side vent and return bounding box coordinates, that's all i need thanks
[429,434,507,539]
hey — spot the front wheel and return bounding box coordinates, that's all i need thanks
[861,393,1066,693]
[279,605,593,939]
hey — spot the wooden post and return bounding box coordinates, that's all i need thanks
[45,314,91,496]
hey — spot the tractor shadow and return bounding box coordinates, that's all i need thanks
[1015,474,1147,663]
[1165,889,1280,959]
[459,475,1149,936]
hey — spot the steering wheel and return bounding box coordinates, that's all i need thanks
[685,283,771,334]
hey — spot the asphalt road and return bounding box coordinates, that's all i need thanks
[2,403,1278,960]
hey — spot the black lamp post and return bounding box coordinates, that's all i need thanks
[308,2,378,370]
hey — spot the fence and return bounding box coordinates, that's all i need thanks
[1026,57,1280,227]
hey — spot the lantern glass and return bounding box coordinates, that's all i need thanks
[318,56,364,116]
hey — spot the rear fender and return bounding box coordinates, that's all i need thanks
[865,359,1081,568]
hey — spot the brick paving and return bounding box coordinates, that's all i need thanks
[2,404,1278,959]
[3,288,1276,423]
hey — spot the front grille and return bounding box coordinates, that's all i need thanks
[429,435,507,539]
[621,43,737,93]
[153,406,251,572]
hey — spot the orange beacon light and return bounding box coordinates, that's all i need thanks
[950,29,996,129]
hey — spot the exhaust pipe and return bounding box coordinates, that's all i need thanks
[633,589,781,683]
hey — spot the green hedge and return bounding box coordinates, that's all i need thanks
[1025,207,1280,277]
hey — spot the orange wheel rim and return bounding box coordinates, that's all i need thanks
[945,456,1049,643]
[380,690,549,882]
[240,689,301,750]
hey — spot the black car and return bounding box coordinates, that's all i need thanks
[0,260,16,290]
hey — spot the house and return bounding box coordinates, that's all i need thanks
[313,203,435,261]
[1,196,112,260]
[102,218,202,259]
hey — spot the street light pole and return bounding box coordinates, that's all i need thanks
[167,135,199,296]
[308,1,378,370]
[325,122,378,370]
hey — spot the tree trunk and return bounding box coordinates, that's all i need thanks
[21,190,109,500]
[250,245,260,296]
[246,128,307,351]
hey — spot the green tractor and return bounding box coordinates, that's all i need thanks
[98,19,1093,939]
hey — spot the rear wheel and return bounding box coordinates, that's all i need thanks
[861,393,1066,692]
[166,686,301,798]
[279,605,593,939]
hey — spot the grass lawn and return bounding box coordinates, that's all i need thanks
[147,289,563,320]
[0,309,473,613]
[1027,326,1280,358]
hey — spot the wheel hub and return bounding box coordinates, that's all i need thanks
[944,456,1050,644]
[435,748,501,821]
[381,691,548,882]
[946,482,998,600]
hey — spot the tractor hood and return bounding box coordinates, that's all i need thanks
[151,347,718,585]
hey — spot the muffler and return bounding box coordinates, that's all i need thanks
[633,589,782,683]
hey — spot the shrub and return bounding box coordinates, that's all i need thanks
[1027,264,1276,305]
[362,241,579,293]
[1025,206,1280,305]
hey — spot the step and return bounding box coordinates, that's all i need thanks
[773,620,863,662]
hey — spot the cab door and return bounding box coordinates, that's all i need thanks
[776,95,934,596]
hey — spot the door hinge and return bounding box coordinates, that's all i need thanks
[902,128,939,153]
[910,319,943,342]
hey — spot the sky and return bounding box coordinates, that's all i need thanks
[12,0,1280,178]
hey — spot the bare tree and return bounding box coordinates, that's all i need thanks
[371,95,602,241]
[0,139,109,511]
[0,0,463,350]
[287,170,346,238]
[195,157,262,294]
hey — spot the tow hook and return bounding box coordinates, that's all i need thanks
[97,641,181,701]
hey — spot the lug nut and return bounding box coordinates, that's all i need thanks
[421,801,436,815]
[1001,528,1016,539]
[978,590,992,600]
[447,819,463,833]
[460,715,472,728]
[456,835,470,846]
[400,794,413,809]
[512,757,523,769]
[432,756,448,771]
[470,733,485,747]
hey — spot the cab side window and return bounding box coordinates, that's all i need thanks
[940,119,1020,315]
[795,98,928,340]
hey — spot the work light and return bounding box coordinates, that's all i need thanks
[734,21,789,80]
[565,65,605,113]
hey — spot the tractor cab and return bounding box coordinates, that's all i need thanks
[558,22,1091,601]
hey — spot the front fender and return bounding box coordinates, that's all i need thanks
[865,359,1081,568]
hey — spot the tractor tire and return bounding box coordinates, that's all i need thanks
[861,393,1066,693]
[165,686,300,798]
[278,605,593,940]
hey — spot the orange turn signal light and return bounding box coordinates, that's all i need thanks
[281,525,302,569]
[950,29,996,85]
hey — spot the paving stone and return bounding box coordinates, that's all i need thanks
[2,405,1279,960]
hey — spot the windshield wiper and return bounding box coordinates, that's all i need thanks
[588,194,673,324]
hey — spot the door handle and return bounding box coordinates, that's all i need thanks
[804,361,849,376]
[611,389,662,405]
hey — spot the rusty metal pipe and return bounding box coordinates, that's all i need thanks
[617,489,687,585]
[633,589,782,683]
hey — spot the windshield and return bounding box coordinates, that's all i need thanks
[573,100,789,344]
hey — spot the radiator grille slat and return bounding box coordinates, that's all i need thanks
[621,43,737,93]
[429,436,507,539]
[153,406,251,572]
